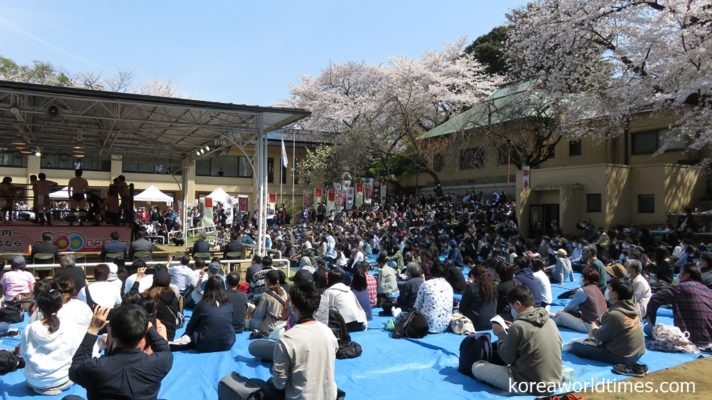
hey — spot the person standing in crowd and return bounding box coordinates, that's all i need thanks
[472,286,562,394]
[67,169,89,226]
[33,173,58,225]
[0,177,16,223]
[68,305,173,399]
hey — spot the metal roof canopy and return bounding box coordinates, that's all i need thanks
[0,80,310,161]
[0,79,310,257]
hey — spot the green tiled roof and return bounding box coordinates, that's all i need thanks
[419,81,547,139]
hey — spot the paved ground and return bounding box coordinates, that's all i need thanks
[581,356,711,400]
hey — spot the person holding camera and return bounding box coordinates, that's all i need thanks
[67,305,173,400]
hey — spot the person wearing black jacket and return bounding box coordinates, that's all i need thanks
[184,275,235,352]
[68,305,173,400]
[445,260,466,294]
[460,265,497,330]
[397,262,424,311]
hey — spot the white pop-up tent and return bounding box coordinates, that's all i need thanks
[49,187,70,200]
[134,185,174,205]
[206,187,233,205]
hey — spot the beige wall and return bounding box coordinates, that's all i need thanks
[0,143,313,209]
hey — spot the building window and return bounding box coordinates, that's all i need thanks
[459,147,486,170]
[496,145,509,165]
[43,154,109,171]
[0,150,27,167]
[638,194,655,213]
[268,158,274,183]
[196,155,252,177]
[586,193,602,212]
[632,131,659,155]
[122,156,181,174]
[569,140,582,156]
[432,153,445,172]
[632,128,686,155]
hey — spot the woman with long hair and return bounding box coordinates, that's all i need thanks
[350,268,372,321]
[20,289,75,395]
[249,270,289,333]
[184,275,235,352]
[460,265,498,330]
[651,246,673,284]
[143,268,180,341]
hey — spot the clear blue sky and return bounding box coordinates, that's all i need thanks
[0,0,527,106]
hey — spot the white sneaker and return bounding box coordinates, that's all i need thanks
[392,307,402,319]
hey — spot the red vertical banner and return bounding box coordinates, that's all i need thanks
[314,187,322,198]
[355,183,364,208]
[269,193,277,204]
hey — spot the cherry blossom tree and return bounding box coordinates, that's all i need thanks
[285,39,502,182]
[506,0,712,149]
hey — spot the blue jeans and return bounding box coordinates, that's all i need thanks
[569,341,642,366]
[0,322,9,336]
[644,323,654,338]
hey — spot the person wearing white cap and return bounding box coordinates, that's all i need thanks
[546,248,574,284]
[106,263,123,292]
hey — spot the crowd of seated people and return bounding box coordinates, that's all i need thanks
[2,189,712,398]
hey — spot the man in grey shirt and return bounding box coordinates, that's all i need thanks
[272,283,338,399]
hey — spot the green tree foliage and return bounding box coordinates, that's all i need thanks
[464,26,509,76]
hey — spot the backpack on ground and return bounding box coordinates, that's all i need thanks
[458,332,492,377]
[217,371,283,400]
[328,308,362,359]
[392,310,429,339]
[0,302,23,323]
[0,350,21,375]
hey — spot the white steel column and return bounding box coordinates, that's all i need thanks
[255,114,267,256]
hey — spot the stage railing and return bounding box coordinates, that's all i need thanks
[2,257,292,278]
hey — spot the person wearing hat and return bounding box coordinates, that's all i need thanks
[78,264,122,309]
[191,261,225,305]
[546,248,574,284]
[0,255,35,302]
[106,263,122,292]
[605,263,627,281]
